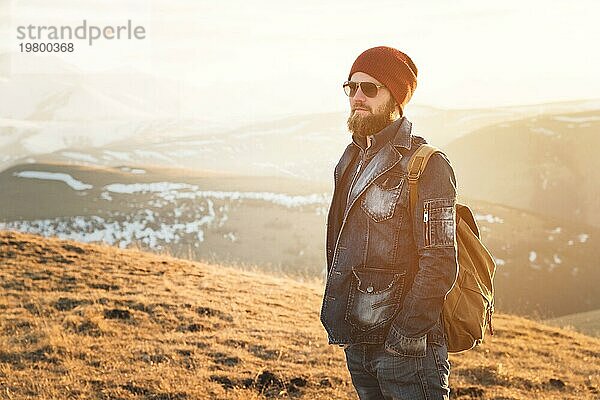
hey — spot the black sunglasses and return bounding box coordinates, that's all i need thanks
[343,80,386,98]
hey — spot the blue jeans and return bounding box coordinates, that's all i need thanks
[343,341,450,400]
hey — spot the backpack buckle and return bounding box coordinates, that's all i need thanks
[407,170,420,182]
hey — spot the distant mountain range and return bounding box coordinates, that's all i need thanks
[545,309,600,338]
[444,109,600,228]
[2,51,599,184]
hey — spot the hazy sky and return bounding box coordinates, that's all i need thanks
[2,0,599,120]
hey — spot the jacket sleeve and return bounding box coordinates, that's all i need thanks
[384,152,459,357]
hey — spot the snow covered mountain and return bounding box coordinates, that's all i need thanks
[0,52,228,165]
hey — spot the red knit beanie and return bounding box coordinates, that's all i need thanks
[349,46,418,114]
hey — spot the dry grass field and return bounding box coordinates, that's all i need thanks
[1,229,598,399]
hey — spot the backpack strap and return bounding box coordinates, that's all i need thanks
[407,144,443,215]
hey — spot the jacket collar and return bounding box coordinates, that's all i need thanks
[330,115,416,242]
[343,141,400,220]
[390,116,413,150]
[334,115,414,188]
[342,116,414,221]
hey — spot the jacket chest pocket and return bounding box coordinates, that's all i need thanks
[346,266,406,332]
[360,175,405,222]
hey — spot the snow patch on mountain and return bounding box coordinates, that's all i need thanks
[13,170,93,190]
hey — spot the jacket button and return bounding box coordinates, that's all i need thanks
[366,286,374,293]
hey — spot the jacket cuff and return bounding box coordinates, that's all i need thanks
[384,326,427,357]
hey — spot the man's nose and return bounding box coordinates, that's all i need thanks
[353,86,367,101]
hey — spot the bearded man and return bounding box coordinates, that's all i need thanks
[320,46,458,400]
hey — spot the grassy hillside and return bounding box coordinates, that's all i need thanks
[1,230,599,399]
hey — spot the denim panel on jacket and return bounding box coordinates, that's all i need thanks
[320,116,458,357]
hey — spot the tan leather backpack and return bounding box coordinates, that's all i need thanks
[407,144,496,353]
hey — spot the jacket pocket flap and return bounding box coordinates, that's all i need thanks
[377,173,405,190]
[351,267,406,294]
[425,198,456,220]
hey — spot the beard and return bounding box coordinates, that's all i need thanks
[347,97,397,138]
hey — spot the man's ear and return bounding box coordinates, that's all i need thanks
[393,103,402,119]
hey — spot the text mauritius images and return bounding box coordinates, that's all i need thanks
[16,19,146,46]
